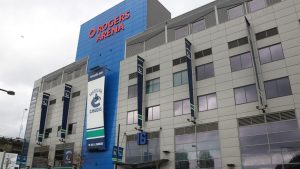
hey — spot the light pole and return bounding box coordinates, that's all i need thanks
[0,88,15,95]
[18,109,28,138]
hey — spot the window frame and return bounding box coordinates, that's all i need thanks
[230,52,253,72]
[195,62,215,81]
[145,105,160,121]
[264,77,292,99]
[258,43,284,64]
[234,84,258,105]
[198,93,218,112]
[128,84,138,99]
[175,25,189,40]
[227,4,244,20]
[173,70,188,87]
[127,110,138,125]
[174,99,191,116]
[146,78,160,94]
[191,19,206,33]
[248,0,267,12]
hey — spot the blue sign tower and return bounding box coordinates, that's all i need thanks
[75,0,170,168]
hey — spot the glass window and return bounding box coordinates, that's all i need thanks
[128,84,137,98]
[192,19,206,33]
[230,52,253,72]
[67,123,76,135]
[239,115,300,169]
[249,0,266,12]
[175,125,221,169]
[173,70,188,87]
[174,99,190,116]
[198,93,217,112]
[264,77,292,99]
[146,105,160,121]
[127,110,138,125]
[175,25,189,40]
[196,63,215,81]
[72,91,80,98]
[234,84,258,105]
[228,5,244,20]
[259,43,284,64]
[146,78,160,94]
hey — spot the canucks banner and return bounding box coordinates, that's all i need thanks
[185,38,195,118]
[137,56,144,128]
[38,92,50,143]
[61,84,72,139]
[86,69,106,151]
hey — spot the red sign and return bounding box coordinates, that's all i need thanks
[88,11,131,43]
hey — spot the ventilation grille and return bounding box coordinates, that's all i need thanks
[34,146,49,152]
[129,72,137,80]
[255,27,278,40]
[238,110,296,127]
[175,122,218,135]
[173,56,187,66]
[195,48,212,59]
[56,143,74,150]
[146,65,160,74]
[228,37,248,49]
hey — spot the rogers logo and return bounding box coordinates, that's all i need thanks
[88,11,130,43]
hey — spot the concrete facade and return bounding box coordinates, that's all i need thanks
[117,0,300,169]
[26,59,88,169]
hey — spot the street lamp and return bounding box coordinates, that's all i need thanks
[0,88,15,95]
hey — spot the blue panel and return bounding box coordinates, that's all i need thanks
[76,0,148,169]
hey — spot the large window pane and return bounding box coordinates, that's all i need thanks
[181,71,188,85]
[265,80,278,99]
[207,93,217,110]
[241,52,252,69]
[245,85,258,103]
[174,101,183,116]
[270,44,284,62]
[127,111,133,124]
[128,85,137,98]
[198,96,207,112]
[277,77,292,97]
[230,55,242,72]
[259,44,285,64]
[249,0,266,12]
[205,63,215,78]
[196,65,205,80]
[234,87,246,105]
[196,63,214,81]
[153,106,160,120]
[228,5,244,20]
[175,26,188,40]
[265,77,292,99]
[174,70,188,87]
[259,47,271,64]
[192,19,206,33]
[173,72,182,87]
[183,99,190,114]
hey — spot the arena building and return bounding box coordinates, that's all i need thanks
[116,0,300,169]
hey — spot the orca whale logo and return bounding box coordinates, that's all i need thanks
[91,93,101,108]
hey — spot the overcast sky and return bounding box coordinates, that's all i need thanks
[0,0,214,138]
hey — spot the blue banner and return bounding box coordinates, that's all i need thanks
[63,148,73,166]
[137,56,144,128]
[185,38,195,118]
[112,146,123,162]
[38,92,50,143]
[61,84,72,139]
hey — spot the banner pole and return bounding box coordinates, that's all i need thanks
[115,124,120,169]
